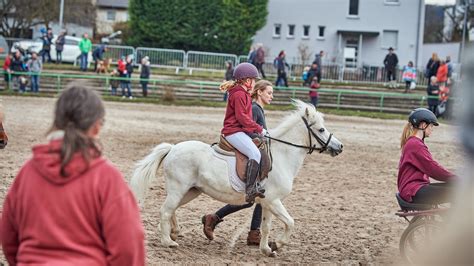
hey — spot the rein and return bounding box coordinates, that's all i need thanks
[265,117,332,154]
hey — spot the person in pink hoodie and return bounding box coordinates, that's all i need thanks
[398,108,457,204]
[1,85,145,265]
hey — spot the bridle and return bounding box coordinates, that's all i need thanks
[265,117,333,154]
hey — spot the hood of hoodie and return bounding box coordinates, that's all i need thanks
[228,85,249,97]
[31,138,106,185]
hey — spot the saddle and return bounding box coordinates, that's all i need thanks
[215,134,272,182]
[0,122,8,149]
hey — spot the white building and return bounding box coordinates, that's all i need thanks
[95,0,129,35]
[252,0,426,68]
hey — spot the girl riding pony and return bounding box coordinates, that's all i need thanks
[220,62,266,203]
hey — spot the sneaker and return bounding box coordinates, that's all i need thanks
[129,96,133,100]
[122,95,126,99]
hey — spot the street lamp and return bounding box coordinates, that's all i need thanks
[460,0,474,64]
[59,0,64,30]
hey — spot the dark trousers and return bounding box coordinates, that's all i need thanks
[256,63,266,78]
[41,49,51,63]
[412,183,454,205]
[56,50,62,63]
[276,70,288,87]
[121,82,132,97]
[310,96,319,107]
[141,81,148,97]
[30,74,39,92]
[386,69,396,81]
[216,203,262,230]
[428,102,439,117]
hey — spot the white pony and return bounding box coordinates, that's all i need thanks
[131,100,343,257]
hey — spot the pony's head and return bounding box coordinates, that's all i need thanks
[292,99,343,156]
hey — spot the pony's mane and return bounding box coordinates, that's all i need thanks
[271,99,324,137]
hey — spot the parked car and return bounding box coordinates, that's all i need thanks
[10,35,92,63]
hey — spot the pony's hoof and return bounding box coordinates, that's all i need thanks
[269,251,277,257]
[170,232,178,241]
[161,240,179,248]
[269,241,278,252]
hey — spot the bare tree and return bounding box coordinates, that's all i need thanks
[297,42,312,66]
[0,0,95,37]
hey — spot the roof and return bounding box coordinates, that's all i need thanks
[97,0,128,9]
[336,30,380,37]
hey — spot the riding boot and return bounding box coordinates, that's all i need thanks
[201,214,223,240]
[247,229,261,246]
[245,159,265,203]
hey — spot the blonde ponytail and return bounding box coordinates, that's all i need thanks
[219,80,236,92]
[400,122,416,149]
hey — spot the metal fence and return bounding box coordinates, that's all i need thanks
[91,44,135,66]
[136,47,186,70]
[186,51,237,72]
[0,70,446,114]
[0,37,457,87]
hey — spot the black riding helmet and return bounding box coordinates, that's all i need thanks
[408,108,439,129]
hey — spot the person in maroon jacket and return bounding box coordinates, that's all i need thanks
[1,85,145,265]
[398,108,456,204]
[220,62,266,203]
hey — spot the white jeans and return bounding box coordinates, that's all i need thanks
[225,132,261,162]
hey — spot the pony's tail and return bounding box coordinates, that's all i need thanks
[130,143,173,206]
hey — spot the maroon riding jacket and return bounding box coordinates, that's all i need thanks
[397,136,455,202]
[221,85,263,136]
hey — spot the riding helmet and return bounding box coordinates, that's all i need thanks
[408,108,439,127]
[233,62,259,80]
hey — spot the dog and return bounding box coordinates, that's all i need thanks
[96,58,112,74]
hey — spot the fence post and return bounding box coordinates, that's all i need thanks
[56,75,61,94]
[199,81,203,100]
[184,52,188,69]
[7,72,11,91]
[379,94,385,112]
[105,76,109,92]
[336,91,342,110]
[339,65,344,82]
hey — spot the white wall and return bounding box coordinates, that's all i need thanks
[422,42,460,65]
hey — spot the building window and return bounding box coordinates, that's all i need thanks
[382,30,398,49]
[303,25,310,38]
[288,24,295,38]
[318,26,325,38]
[274,24,281,37]
[107,10,116,21]
[349,0,359,16]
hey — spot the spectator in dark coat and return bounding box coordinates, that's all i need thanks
[120,56,134,99]
[275,50,289,87]
[312,50,324,82]
[255,43,266,78]
[92,45,107,72]
[425,53,440,85]
[41,28,53,63]
[383,47,399,88]
[223,60,233,101]
[10,51,26,92]
[427,76,440,116]
[139,56,151,97]
[55,31,66,64]
[305,63,318,87]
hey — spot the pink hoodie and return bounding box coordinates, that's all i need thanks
[1,139,145,265]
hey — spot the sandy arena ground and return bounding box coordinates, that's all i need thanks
[0,96,462,264]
